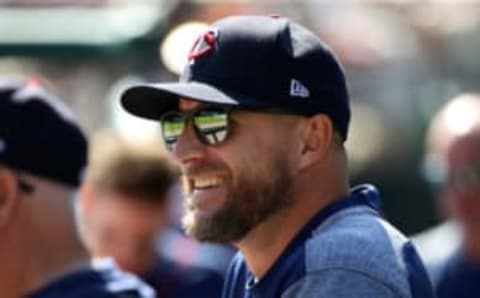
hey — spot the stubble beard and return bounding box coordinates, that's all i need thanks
[182,156,294,244]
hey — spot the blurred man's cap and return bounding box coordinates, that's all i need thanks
[0,78,87,187]
[121,15,350,140]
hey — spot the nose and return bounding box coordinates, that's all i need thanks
[172,122,207,165]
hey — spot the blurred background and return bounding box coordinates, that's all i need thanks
[2,0,480,236]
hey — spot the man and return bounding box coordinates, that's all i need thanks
[415,93,480,297]
[79,131,224,298]
[436,125,480,298]
[0,78,154,298]
[120,16,434,297]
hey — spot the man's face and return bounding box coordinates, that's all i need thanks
[172,99,300,243]
[82,193,166,275]
[444,135,480,234]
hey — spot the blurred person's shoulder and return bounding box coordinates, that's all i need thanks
[26,258,155,298]
[411,220,461,282]
[145,256,224,298]
[435,249,480,298]
[412,220,461,265]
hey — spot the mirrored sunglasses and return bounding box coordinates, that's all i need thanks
[160,105,232,151]
[159,104,302,152]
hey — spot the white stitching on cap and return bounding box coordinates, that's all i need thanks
[13,84,76,122]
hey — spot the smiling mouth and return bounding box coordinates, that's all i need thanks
[191,176,224,190]
[183,174,227,211]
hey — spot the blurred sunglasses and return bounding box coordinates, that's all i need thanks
[160,104,300,151]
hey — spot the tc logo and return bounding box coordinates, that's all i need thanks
[188,28,218,63]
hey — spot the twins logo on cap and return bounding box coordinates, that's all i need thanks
[188,29,218,64]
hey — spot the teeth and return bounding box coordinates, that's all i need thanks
[193,177,222,189]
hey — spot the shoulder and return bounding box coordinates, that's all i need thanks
[92,258,156,298]
[26,259,155,298]
[434,251,480,298]
[411,220,461,283]
[282,268,402,298]
[305,206,412,295]
[146,257,224,297]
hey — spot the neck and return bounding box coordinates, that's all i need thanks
[235,170,348,278]
[22,219,90,294]
[0,223,89,297]
[24,239,90,294]
[0,231,26,298]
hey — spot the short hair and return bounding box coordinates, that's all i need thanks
[87,130,180,204]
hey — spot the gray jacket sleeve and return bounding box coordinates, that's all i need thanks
[282,268,405,298]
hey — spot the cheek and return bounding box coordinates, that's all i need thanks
[221,134,281,170]
[212,127,294,196]
[447,194,480,222]
[227,153,286,197]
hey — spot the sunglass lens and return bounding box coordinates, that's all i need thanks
[193,107,228,145]
[161,112,185,150]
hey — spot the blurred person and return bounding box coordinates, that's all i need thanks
[436,125,480,297]
[415,93,480,298]
[120,15,434,297]
[79,131,224,298]
[0,79,154,298]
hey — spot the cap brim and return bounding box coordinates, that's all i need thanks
[121,82,265,120]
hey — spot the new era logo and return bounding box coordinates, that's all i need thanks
[290,79,310,98]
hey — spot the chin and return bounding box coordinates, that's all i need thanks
[182,205,251,244]
[182,210,215,242]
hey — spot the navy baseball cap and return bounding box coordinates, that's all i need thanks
[121,15,351,140]
[0,78,87,188]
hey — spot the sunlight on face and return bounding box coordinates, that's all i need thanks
[178,106,299,243]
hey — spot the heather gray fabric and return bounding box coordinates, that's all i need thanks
[283,206,412,298]
[222,185,434,298]
[282,269,398,298]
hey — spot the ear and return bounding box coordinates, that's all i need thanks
[298,114,333,170]
[0,167,20,227]
[78,182,95,216]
